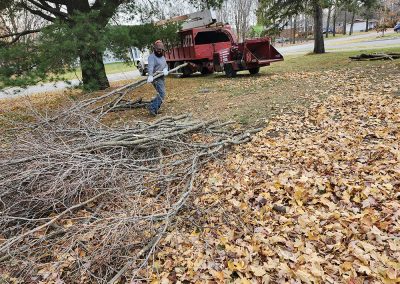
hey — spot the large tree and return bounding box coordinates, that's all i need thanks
[0,0,217,91]
[2,0,134,90]
[312,0,325,52]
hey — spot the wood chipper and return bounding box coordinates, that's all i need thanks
[156,10,284,77]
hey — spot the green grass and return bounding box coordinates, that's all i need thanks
[327,33,400,46]
[264,46,400,74]
[59,62,137,81]
[277,31,395,48]
[323,31,370,40]
[376,32,400,39]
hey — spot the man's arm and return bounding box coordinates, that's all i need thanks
[147,54,154,76]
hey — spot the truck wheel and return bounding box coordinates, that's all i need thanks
[249,67,260,75]
[201,67,213,75]
[224,64,237,78]
[138,63,146,76]
[181,65,192,77]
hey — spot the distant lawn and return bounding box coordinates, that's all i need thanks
[324,30,373,39]
[275,30,392,46]
[327,32,399,46]
[60,62,137,81]
[265,46,400,74]
[377,32,400,39]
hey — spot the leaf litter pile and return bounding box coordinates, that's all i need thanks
[0,66,399,283]
[148,70,400,283]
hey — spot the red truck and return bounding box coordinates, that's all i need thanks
[158,10,283,77]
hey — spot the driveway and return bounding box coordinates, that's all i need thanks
[0,70,140,99]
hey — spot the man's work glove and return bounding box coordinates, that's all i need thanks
[163,68,169,76]
[147,75,153,83]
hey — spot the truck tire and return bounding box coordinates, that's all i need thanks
[138,63,146,76]
[224,63,237,78]
[181,65,192,77]
[201,67,213,75]
[248,67,260,75]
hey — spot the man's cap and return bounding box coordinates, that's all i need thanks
[154,40,165,50]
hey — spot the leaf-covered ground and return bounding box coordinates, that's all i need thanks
[145,67,400,283]
[1,51,399,283]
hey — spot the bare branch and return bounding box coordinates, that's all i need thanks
[41,0,71,5]
[0,97,257,281]
[0,28,41,43]
[21,3,56,22]
[27,0,69,19]
[0,189,114,254]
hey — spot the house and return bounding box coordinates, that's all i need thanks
[346,19,378,33]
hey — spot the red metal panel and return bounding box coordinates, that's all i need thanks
[192,42,231,61]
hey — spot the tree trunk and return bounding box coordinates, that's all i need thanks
[305,15,309,39]
[349,11,355,35]
[365,18,369,32]
[79,50,110,91]
[333,6,337,36]
[326,6,332,38]
[313,0,325,53]
[343,10,347,35]
[291,16,297,44]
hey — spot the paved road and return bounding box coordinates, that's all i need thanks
[277,31,400,55]
[0,70,140,99]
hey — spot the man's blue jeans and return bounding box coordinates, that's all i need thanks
[149,77,166,113]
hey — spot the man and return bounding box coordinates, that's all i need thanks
[147,40,169,116]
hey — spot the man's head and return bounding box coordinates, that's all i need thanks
[153,40,165,57]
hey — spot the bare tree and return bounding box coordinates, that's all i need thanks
[332,0,339,36]
[216,0,257,42]
[326,3,332,38]
[216,0,230,22]
[0,5,46,44]
[232,0,257,41]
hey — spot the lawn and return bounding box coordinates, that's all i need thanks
[1,47,399,130]
[56,61,137,81]
[267,46,400,73]
[326,33,400,46]
[274,30,385,47]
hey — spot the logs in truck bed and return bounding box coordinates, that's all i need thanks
[349,52,400,61]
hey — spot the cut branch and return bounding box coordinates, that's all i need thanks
[0,79,260,281]
[0,189,113,254]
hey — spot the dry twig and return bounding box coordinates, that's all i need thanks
[0,104,257,282]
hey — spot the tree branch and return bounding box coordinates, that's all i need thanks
[91,0,103,10]
[21,3,56,22]
[0,28,41,44]
[0,189,114,255]
[96,0,124,26]
[27,0,69,19]
[41,0,71,5]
